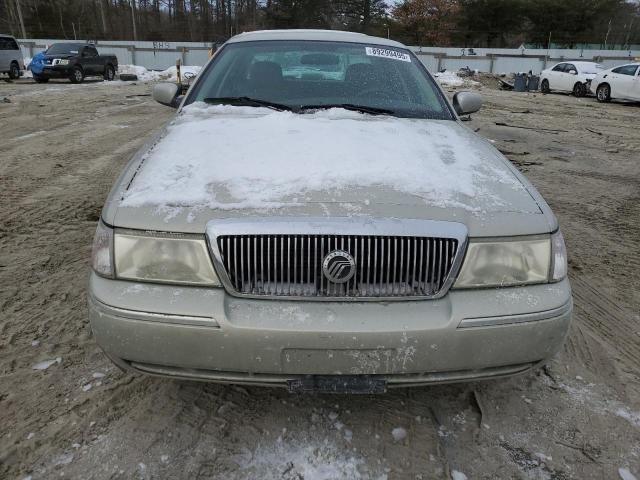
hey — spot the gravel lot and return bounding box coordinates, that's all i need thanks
[1,78,639,480]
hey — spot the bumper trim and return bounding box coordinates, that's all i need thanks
[91,295,219,327]
[458,300,572,328]
[128,360,537,388]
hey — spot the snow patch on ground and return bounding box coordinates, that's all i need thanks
[558,381,640,428]
[118,64,202,82]
[121,103,520,213]
[619,468,638,480]
[451,470,468,480]
[391,427,407,442]
[234,439,380,479]
[32,357,61,370]
[434,71,479,88]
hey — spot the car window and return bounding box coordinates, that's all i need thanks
[47,43,81,55]
[612,65,639,76]
[86,46,98,57]
[577,63,603,74]
[552,63,566,72]
[564,64,576,73]
[0,37,19,50]
[187,40,453,120]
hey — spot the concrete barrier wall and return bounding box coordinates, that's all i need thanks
[17,38,640,73]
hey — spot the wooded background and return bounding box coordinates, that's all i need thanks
[2,0,639,48]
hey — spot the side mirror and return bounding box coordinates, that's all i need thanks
[452,91,482,116]
[152,82,180,108]
[568,70,578,75]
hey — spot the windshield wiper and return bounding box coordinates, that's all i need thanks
[297,104,395,116]
[203,96,292,112]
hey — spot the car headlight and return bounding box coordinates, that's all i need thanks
[454,232,566,289]
[114,230,221,286]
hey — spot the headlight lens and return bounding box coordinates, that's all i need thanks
[91,220,114,278]
[114,231,221,286]
[454,237,551,288]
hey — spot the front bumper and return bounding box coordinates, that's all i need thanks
[88,273,572,387]
[38,66,73,78]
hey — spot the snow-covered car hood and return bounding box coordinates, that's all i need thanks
[104,103,555,237]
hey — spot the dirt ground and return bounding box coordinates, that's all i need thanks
[1,77,639,480]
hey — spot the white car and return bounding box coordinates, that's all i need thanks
[540,61,604,97]
[590,63,640,103]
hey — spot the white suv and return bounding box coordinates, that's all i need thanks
[0,34,24,79]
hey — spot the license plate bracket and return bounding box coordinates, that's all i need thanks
[287,375,386,394]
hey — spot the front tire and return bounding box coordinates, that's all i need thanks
[103,64,115,81]
[541,79,550,94]
[70,66,84,84]
[596,84,611,103]
[572,82,586,97]
[33,74,49,83]
[8,62,20,79]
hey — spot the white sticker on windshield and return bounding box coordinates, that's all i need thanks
[365,47,411,63]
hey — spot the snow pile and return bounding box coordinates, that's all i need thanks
[23,56,33,78]
[434,70,479,88]
[121,103,520,212]
[118,64,202,82]
[434,71,465,87]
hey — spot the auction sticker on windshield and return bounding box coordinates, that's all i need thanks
[365,47,411,63]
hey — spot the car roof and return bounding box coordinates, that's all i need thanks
[555,61,600,66]
[226,29,407,49]
[0,34,17,39]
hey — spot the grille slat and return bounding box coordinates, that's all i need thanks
[217,234,459,299]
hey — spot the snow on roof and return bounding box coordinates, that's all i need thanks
[121,103,521,214]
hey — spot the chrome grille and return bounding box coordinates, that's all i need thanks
[215,234,460,299]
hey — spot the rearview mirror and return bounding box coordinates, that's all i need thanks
[301,53,339,66]
[153,82,180,108]
[452,91,482,116]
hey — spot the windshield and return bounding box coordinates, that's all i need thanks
[46,43,82,55]
[186,40,453,120]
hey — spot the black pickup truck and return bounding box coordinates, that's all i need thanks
[30,43,118,84]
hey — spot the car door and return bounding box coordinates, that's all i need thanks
[633,66,640,100]
[608,65,639,100]
[80,46,98,75]
[560,63,578,91]
[548,63,566,90]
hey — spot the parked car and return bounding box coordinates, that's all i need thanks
[0,34,24,79]
[590,63,640,103]
[30,43,118,83]
[89,30,572,392]
[540,61,604,97]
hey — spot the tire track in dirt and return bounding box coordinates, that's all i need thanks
[571,274,640,371]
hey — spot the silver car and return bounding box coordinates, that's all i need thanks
[89,30,572,392]
[0,34,24,79]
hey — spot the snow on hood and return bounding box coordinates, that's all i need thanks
[121,103,526,212]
